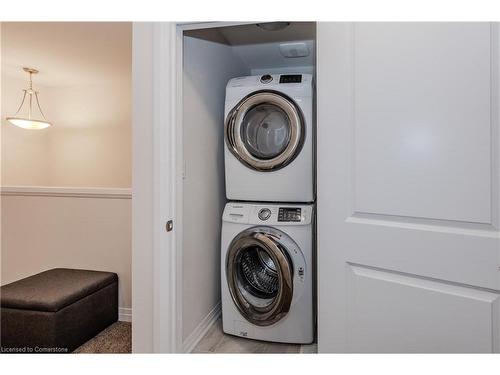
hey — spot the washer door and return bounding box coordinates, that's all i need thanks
[225,90,305,171]
[226,228,294,326]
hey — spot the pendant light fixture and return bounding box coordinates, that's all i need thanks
[6,67,52,130]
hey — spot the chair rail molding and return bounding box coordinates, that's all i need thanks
[0,186,132,199]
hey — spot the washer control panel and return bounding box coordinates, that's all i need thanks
[223,203,313,225]
[277,207,302,222]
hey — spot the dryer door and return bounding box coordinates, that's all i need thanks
[226,228,294,326]
[225,90,305,171]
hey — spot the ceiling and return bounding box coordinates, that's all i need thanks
[184,22,316,73]
[1,22,131,87]
[184,22,316,46]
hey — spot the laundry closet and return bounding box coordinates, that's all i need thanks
[133,22,500,353]
[180,22,317,350]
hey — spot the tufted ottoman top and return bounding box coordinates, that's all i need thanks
[1,268,118,312]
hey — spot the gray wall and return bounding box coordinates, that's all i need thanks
[182,35,248,343]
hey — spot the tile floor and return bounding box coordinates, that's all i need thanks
[192,318,317,354]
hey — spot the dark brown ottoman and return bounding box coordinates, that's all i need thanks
[1,268,118,353]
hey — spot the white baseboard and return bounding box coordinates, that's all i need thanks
[182,302,221,353]
[119,307,132,322]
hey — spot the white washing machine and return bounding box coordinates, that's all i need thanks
[221,202,314,344]
[224,74,314,203]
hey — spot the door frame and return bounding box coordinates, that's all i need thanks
[132,22,179,353]
[138,21,258,353]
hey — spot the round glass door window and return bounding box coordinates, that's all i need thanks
[240,104,291,160]
[225,91,305,171]
[226,229,294,326]
[236,245,280,308]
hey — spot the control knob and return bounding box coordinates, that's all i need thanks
[258,208,272,221]
[260,74,273,84]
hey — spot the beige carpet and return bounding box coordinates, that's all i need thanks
[74,321,131,354]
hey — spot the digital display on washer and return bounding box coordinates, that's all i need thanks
[279,74,302,83]
[278,207,302,222]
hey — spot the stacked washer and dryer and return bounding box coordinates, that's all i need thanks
[221,73,315,344]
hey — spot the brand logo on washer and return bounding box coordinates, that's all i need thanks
[239,331,248,337]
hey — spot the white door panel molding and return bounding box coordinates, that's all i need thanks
[317,22,500,353]
[347,264,500,353]
[353,23,493,224]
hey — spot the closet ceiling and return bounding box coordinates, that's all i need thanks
[184,22,316,72]
[218,22,315,45]
[185,22,315,45]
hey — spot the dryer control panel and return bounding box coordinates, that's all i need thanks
[223,202,313,226]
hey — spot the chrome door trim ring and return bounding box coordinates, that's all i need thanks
[225,90,305,172]
[226,229,294,326]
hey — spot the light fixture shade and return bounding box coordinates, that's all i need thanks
[6,117,52,130]
[6,67,52,130]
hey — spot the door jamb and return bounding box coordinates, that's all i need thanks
[150,22,179,353]
[154,21,256,353]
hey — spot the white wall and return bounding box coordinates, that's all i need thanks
[48,126,131,187]
[1,23,132,315]
[1,22,132,188]
[182,36,248,344]
[0,192,132,309]
[231,40,315,75]
[1,76,132,188]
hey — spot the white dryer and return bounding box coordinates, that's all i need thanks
[221,202,314,344]
[224,74,314,203]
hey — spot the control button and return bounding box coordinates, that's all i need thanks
[258,208,272,221]
[260,74,273,84]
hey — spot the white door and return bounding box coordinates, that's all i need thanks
[317,22,500,353]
